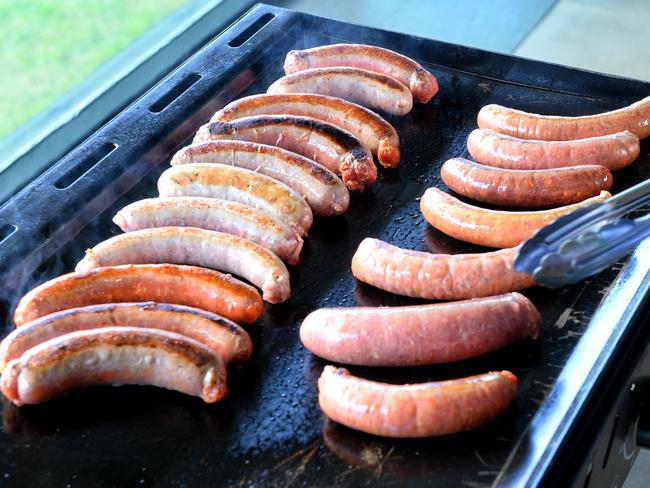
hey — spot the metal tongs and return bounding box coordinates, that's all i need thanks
[515,178,650,287]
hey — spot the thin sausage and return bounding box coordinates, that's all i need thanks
[13,264,262,325]
[268,67,413,116]
[1,302,252,371]
[351,238,534,300]
[114,197,303,265]
[467,128,640,171]
[284,43,439,103]
[75,227,291,304]
[477,97,650,140]
[193,115,377,192]
[420,187,611,248]
[441,157,613,207]
[210,94,400,168]
[170,140,349,216]
[158,164,313,235]
[318,366,517,437]
[301,293,539,366]
[0,327,228,405]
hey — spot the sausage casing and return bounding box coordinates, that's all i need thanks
[1,302,252,371]
[158,163,313,235]
[13,264,262,325]
[351,238,534,300]
[170,140,349,216]
[0,327,228,405]
[301,293,540,366]
[284,43,439,103]
[114,197,303,265]
[210,94,400,168]
[268,67,413,116]
[467,128,640,171]
[420,187,611,248]
[477,97,650,140]
[75,227,291,304]
[441,157,613,208]
[318,366,517,437]
[193,115,377,192]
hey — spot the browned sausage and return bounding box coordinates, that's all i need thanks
[13,264,262,326]
[300,293,540,366]
[193,115,377,192]
[467,128,640,171]
[441,157,613,207]
[169,140,349,216]
[0,327,228,405]
[268,67,413,116]
[0,302,252,371]
[284,43,439,103]
[318,366,517,437]
[351,238,534,300]
[114,197,304,265]
[477,97,650,140]
[210,94,400,168]
[420,187,611,248]
[75,227,291,304]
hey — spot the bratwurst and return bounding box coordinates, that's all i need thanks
[13,264,262,326]
[301,293,540,366]
[477,96,650,140]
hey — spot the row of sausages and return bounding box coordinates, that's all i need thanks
[302,95,650,438]
[0,43,438,406]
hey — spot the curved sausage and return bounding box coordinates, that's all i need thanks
[420,187,612,248]
[193,115,377,192]
[301,293,539,366]
[351,238,534,300]
[268,67,413,116]
[477,97,650,140]
[1,302,252,371]
[210,94,400,168]
[13,264,262,326]
[114,197,303,265]
[284,43,439,103]
[75,227,291,304]
[157,163,312,235]
[318,366,517,437]
[0,327,228,406]
[467,128,640,171]
[441,158,613,208]
[170,140,349,216]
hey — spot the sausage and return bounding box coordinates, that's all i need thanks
[13,264,262,326]
[0,327,228,406]
[170,140,349,216]
[420,187,612,248]
[157,163,313,234]
[467,128,640,171]
[441,158,613,208]
[300,293,540,366]
[268,67,413,116]
[477,96,650,140]
[193,115,377,192]
[75,227,291,304]
[351,238,534,300]
[1,302,252,371]
[284,43,439,103]
[114,197,303,265]
[318,366,517,437]
[210,94,400,168]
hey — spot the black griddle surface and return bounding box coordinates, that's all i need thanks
[0,4,649,487]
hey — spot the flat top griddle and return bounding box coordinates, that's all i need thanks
[0,4,649,487]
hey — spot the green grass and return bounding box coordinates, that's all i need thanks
[0,0,187,139]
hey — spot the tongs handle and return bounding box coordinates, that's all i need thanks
[515,179,650,287]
